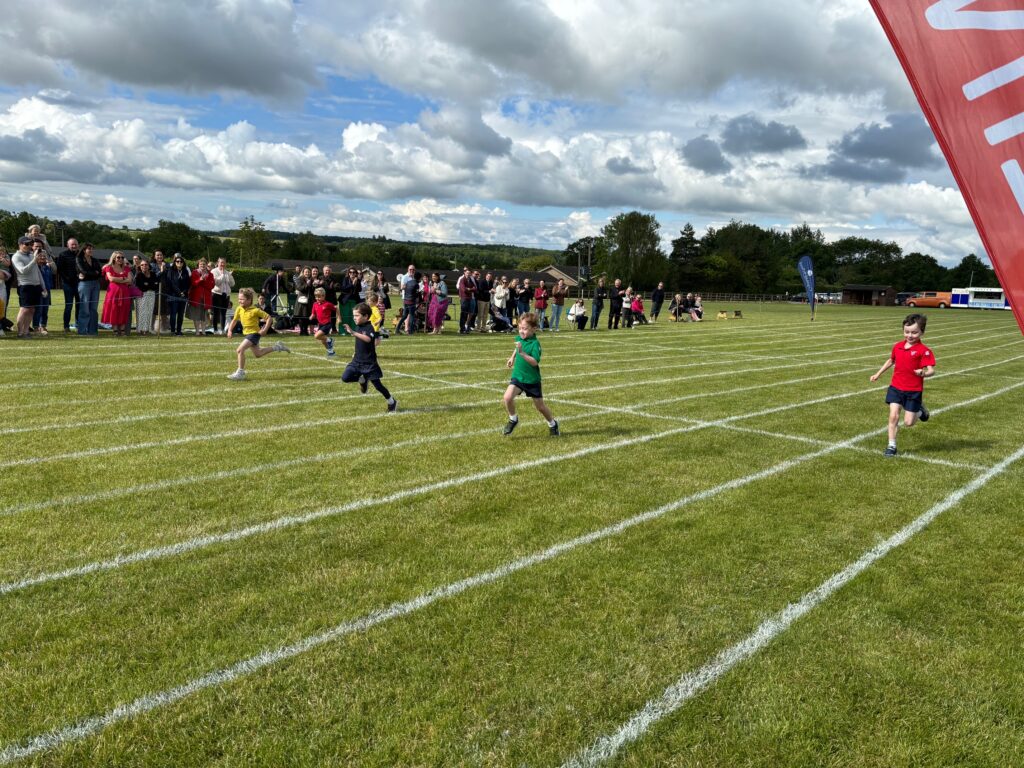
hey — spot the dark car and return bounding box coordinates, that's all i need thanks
[895,291,916,306]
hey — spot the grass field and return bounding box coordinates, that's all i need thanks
[2,301,1024,767]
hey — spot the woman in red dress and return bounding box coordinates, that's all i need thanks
[187,257,215,335]
[101,251,133,336]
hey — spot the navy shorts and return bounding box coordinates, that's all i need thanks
[244,333,262,346]
[885,385,922,412]
[510,377,543,399]
[17,283,43,309]
[317,322,332,334]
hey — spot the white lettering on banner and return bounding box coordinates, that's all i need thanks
[964,56,1024,100]
[1000,160,1024,216]
[985,112,1024,145]
[927,0,1024,31]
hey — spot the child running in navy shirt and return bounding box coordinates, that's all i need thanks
[342,302,397,412]
[870,312,935,456]
[503,312,559,436]
[309,287,337,357]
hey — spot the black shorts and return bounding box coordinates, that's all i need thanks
[885,385,923,412]
[317,322,332,334]
[17,283,43,309]
[510,377,543,399]
[244,333,262,346]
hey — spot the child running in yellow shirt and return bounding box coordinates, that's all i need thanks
[226,287,290,380]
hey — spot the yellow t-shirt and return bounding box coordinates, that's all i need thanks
[370,305,382,331]
[232,305,269,335]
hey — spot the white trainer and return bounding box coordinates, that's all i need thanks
[273,341,291,353]
[227,369,246,381]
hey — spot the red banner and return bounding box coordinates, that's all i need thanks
[871,0,1024,333]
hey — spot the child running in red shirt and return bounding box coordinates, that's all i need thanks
[870,313,935,456]
[309,287,337,357]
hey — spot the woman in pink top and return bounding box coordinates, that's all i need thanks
[187,258,215,335]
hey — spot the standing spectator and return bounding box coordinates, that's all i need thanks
[492,276,510,331]
[289,265,302,313]
[456,267,476,334]
[591,276,607,330]
[427,272,449,334]
[516,278,532,318]
[608,278,625,329]
[12,237,53,338]
[399,270,421,334]
[210,257,235,335]
[650,281,666,322]
[54,238,80,332]
[76,243,102,335]
[550,278,567,332]
[338,266,361,334]
[151,250,169,334]
[533,279,550,330]
[475,271,492,333]
[134,259,160,335]
[32,243,54,334]
[418,271,431,330]
[162,254,191,336]
[100,251,133,336]
[294,266,314,335]
[0,247,10,336]
[507,278,520,323]
[188,257,215,335]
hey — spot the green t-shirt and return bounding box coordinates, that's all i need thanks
[511,335,542,384]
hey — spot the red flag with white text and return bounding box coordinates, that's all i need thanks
[870,0,1024,333]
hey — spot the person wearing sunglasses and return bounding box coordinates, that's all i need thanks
[161,254,191,335]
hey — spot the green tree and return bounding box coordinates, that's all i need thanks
[231,216,275,267]
[669,223,701,290]
[894,252,947,292]
[561,236,607,279]
[946,254,997,289]
[599,211,667,288]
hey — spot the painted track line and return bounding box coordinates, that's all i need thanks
[3,371,1021,597]
[560,441,1024,768]
[2,391,1019,764]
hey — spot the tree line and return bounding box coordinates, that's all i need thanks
[561,213,997,294]
[1,208,996,294]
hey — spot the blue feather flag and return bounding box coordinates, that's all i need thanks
[797,254,816,320]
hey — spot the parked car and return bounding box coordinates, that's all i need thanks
[895,291,916,306]
[906,291,952,308]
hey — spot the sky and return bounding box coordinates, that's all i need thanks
[0,0,986,265]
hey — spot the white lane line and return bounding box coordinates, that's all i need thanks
[561,441,1024,768]
[4,370,1021,597]
[3,396,1019,764]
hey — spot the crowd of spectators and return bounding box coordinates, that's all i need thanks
[2,227,704,339]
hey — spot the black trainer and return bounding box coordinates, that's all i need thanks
[919,405,930,422]
[503,418,518,435]
[884,445,897,457]
[387,398,398,413]
[549,420,560,437]
[358,374,368,394]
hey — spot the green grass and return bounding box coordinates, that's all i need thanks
[2,300,1024,766]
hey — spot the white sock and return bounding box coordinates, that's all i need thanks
[547,419,556,427]
[888,440,896,449]
[508,414,518,422]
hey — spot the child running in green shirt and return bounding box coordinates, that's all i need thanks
[503,312,559,436]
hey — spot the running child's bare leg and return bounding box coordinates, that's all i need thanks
[503,384,520,418]
[887,402,901,443]
[532,396,554,422]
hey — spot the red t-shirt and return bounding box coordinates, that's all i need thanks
[890,340,935,392]
[309,300,336,325]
